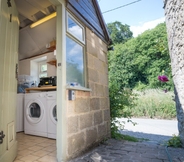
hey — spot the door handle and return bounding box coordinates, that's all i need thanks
[0,131,5,144]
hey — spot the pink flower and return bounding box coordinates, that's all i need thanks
[158,75,169,82]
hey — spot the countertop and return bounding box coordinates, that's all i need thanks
[25,86,56,93]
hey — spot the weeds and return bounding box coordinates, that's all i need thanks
[167,135,182,148]
[113,132,149,142]
[132,89,176,119]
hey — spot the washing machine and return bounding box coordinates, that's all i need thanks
[24,92,47,137]
[46,91,57,139]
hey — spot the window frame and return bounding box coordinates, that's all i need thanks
[66,12,85,44]
[38,61,47,78]
[66,12,87,88]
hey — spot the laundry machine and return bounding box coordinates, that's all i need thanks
[24,92,47,137]
[46,91,57,139]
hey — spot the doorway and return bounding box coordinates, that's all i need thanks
[15,0,63,161]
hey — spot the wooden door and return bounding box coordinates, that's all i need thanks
[0,0,19,162]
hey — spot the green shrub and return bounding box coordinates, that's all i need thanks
[109,81,137,139]
[167,135,182,148]
[132,89,176,119]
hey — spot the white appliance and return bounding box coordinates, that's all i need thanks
[46,91,57,139]
[24,92,47,137]
[16,94,24,132]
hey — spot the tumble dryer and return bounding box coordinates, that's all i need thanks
[24,92,47,137]
[46,91,57,139]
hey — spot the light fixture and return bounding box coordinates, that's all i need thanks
[30,12,57,28]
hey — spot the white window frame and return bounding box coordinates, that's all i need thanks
[66,12,86,87]
[38,61,47,78]
[66,12,85,44]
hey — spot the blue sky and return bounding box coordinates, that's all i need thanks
[98,0,165,37]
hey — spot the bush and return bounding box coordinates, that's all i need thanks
[132,89,176,119]
[167,135,182,148]
[109,81,137,139]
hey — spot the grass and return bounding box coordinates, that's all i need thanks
[122,134,149,142]
[132,89,176,119]
[114,132,149,142]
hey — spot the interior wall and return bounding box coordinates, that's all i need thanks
[18,52,56,79]
[30,61,39,84]
[19,18,56,60]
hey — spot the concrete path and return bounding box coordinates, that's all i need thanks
[70,118,184,162]
[119,118,179,144]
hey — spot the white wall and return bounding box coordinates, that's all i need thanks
[19,18,56,60]
[47,52,57,77]
[18,52,57,84]
[30,60,39,85]
[18,59,30,75]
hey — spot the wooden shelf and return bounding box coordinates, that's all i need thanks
[47,46,56,51]
[47,60,57,66]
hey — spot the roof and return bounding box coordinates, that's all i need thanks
[66,0,111,45]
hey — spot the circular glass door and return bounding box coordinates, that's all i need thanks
[30,103,41,118]
[53,105,57,121]
[50,103,57,124]
[26,100,44,124]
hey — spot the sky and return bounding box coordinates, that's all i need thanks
[98,0,165,37]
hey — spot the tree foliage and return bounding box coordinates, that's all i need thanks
[108,22,173,138]
[107,21,133,44]
[108,22,173,91]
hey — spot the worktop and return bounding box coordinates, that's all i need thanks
[25,86,56,93]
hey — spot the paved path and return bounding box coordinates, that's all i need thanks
[70,139,184,162]
[70,118,184,162]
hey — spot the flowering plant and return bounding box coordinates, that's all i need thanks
[158,75,169,82]
[158,75,169,93]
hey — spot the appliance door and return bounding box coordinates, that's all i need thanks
[50,103,57,124]
[25,100,44,124]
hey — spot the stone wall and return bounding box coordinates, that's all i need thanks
[164,0,184,146]
[66,27,111,159]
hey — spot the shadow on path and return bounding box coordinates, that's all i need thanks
[120,130,172,144]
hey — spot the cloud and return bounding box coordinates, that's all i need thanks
[130,17,165,37]
[68,43,82,57]
[68,25,83,40]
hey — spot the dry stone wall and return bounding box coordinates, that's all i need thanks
[66,27,111,159]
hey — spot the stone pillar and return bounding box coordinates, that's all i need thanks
[164,0,184,146]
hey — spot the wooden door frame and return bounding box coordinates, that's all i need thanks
[49,0,67,161]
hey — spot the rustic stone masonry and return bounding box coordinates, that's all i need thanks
[66,27,111,159]
[164,0,184,146]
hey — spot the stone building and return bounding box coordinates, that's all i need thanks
[0,0,111,161]
[164,0,184,146]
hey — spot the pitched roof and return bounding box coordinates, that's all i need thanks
[66,0,111,45]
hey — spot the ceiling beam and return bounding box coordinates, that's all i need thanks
[18,10,35,22]
[25,0,50,15]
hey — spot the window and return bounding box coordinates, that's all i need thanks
[66,13,85,87]
[39,61,47,78]
[67,15,84,42]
